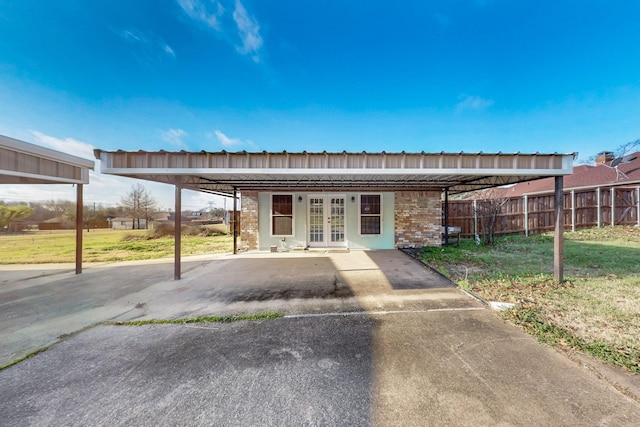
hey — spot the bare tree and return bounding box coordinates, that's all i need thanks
[580,138,639,164]
[474,188,508,246]
[120,184,157,229]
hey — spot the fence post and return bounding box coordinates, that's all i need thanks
[611,187,616,226]
[596,187,601,228]
[570,190,575,232]
[473,199,478,242]
[524,195,528,237]
[554,176,564,283]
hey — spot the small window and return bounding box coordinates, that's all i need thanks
[272,194,293,236]
[360,194,382,235]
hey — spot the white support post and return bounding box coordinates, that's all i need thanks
[570,190,575,232]
[596,187,601,228]
[611,187,616,227]
[524,195,529,237]
[637,187,640,227]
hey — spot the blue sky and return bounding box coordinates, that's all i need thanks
[1,0,639,208]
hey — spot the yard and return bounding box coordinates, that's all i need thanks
[419,226,640,373]
[0,229,233,264]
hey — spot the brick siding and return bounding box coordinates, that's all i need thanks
[394,190,441,247]
[240,191,259,250]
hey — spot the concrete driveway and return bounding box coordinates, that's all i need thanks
[1,250,640,425]
[0,250,467,367]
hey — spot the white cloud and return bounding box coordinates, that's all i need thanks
[233,0,263,62]
[161,128,188,148]
[177,0,263,62]
[213,129,241,147]
[177,0,225,30]
[209,130,257,150]
[164,44,176,58]
[117,28,176,61]
[456,94,494,111]
[30,130,95,161]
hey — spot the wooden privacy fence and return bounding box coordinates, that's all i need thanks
[446,185,640,237]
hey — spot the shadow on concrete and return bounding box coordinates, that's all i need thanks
[365,250,455,290]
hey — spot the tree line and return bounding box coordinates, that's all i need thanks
[1,183,225,231]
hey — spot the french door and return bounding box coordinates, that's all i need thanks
[308,195,346,247]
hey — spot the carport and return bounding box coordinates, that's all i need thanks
[1,135,95,274]
[93,149,573,281]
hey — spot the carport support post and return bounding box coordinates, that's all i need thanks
[443,188,449,246]
[75,184,83,275]
[233,188,237,255]
[174,185,182,280]
[554,176,564,283]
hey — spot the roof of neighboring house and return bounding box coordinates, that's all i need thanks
[41,217,67,223]
[468,151,640,199]
[94,149,575,195]
[109,217,145,222]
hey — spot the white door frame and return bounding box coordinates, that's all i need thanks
[307,194,347,247]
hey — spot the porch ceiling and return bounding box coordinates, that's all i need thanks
[94,149,574,195]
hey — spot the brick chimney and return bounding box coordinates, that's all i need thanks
[596,151,614,165]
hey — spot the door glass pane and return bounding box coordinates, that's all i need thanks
[330,197,345,242]
[309,197,324,243]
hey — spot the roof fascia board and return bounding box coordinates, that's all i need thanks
[1,134,95,170]
[0,169,89,184]
[100,167,573,177]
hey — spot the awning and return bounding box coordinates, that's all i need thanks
[1,134,95,275]
[1,135,94,185]
[94,150,574,194]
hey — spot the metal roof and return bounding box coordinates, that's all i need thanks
[1,135,94,184]
[94,149,574,195]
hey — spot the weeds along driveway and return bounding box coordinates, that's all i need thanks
[0,250,467,367]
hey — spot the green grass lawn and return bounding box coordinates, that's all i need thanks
[0,229,233,263]
[419,226,640,373]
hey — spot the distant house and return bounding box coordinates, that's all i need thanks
[470,151,640,199]
[109,217,148,230]
[39,217,73,230]
[455,151,640,235]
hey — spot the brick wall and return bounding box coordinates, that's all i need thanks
[394,190,441,247]
[240,191,259,250]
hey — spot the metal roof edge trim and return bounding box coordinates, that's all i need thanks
[2,134,95,170]
[99,167,573,176]
[94,148,575,157]
[0,169,90,184]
